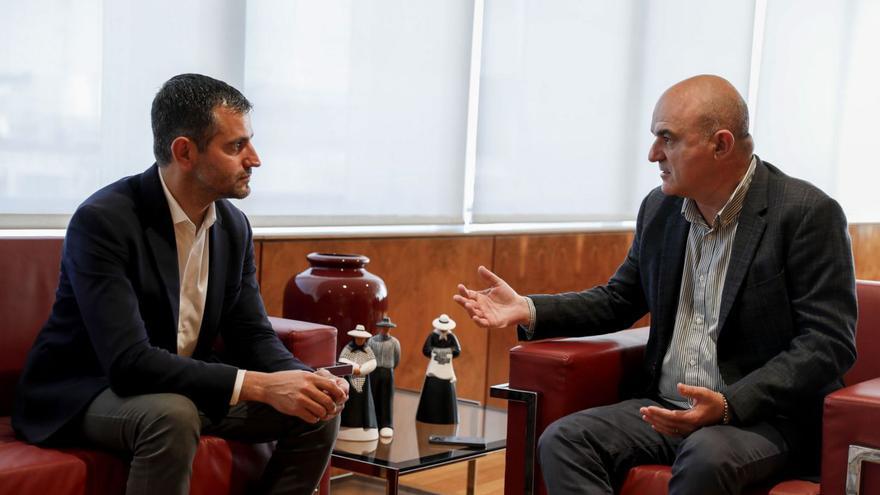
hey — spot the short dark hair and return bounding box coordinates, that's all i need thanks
[151,73,252,165]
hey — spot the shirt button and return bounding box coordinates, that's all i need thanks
[689,359,697,366]
[695,315,703,325]
[699,275,705,283]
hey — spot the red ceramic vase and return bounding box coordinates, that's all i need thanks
[283,252,388,356]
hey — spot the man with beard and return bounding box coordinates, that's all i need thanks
[13,73,348,495]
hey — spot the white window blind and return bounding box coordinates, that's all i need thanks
[472,0,755,223]
[755,0,880,223]
[1,0,878,229]
[240,0,474,226]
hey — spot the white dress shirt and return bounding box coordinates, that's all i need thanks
[158,170,246,405]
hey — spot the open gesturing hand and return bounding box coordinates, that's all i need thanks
[639,383,726,437]
[453,266,530,329]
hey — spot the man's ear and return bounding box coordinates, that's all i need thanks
[170,136,197,170]
[712,130,736,158]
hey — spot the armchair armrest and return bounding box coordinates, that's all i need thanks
[822,377,880,495]
[503,327,649,495]
[268,316,337,370]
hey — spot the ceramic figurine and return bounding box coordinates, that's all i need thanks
[415,314,461,424]
[368,316,401,438]
[338,324,379,441]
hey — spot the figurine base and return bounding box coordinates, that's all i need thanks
[379,427,394,438]
[338,427,379,442]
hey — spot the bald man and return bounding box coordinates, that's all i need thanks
[454,75,857,494]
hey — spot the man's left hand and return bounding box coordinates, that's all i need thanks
[314,368,349,418]
[639,383,725,437]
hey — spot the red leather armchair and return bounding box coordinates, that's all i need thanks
[497,280,880,495]
[0,239,337,495]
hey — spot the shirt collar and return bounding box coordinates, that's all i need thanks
[682,155,757,229]
[158,167,217,230]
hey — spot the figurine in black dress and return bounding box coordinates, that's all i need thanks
[338,325,379,441]
[416,314,461,424]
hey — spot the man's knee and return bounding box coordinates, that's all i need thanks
[279,414,339,454]
[538,412,600,463]
[538,415,573,458]
[137,394,200,453]
[671,427,738,493]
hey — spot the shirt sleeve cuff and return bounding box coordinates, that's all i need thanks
[230,369,246,406]
[524,296,537,339]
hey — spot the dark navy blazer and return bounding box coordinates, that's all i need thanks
[13,164,309,444]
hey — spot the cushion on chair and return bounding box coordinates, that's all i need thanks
[822,377,880,495]
[0,417,87,495]
[268,316,337,369]
[619,465,819,495]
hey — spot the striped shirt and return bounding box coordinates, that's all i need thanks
[658,156,757,407]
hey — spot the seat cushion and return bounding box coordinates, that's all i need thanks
[1,416,274,495]
[0,417,87,495]
[620,465,820,495]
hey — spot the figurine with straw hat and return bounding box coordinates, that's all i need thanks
[338,324,379,441]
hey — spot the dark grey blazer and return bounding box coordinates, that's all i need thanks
[523,157,857,464]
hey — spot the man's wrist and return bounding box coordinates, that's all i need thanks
[240,371,267,403]
[522,296,536,328]
[720,393,731,425]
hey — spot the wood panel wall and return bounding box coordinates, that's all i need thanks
[256,223,880,407]
[259,237,495,403]
[851,224,880,280]
[485,232,640,407]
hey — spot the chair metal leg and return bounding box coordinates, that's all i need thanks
[846,444,880,495]
[491,383,539,495]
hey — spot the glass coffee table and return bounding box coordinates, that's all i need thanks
[331,389,506,495]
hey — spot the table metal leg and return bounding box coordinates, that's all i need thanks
[466,458,477,495]
[386,469,399,495]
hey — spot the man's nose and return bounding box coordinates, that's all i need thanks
[648,139,664,163]
[245,143,261,168]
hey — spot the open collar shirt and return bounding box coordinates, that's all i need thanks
[159,170,245,405]
[657,155,757,407]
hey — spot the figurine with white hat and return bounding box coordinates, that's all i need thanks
[368,316,401,438]
[415,314,462,424]
[338,324,379,441]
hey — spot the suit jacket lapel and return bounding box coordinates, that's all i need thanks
[140,164,181,347]
[655,202,689,348]
[718,159,769,333]
[199,211,227,351]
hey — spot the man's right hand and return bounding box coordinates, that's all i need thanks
[240,369,347,424]
[453,265,530,329]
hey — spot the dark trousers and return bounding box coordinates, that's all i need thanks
[538,398,789,495]
[370,367,394,429]
[78,388,339,495]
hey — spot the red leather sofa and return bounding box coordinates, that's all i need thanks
[500,280,880,495]
[0,238,337,495]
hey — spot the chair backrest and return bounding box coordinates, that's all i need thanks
[844,280,880,386]
[0,239,63,416]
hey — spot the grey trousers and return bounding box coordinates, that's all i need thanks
[79,388,339,495]
[537,398,789,495]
